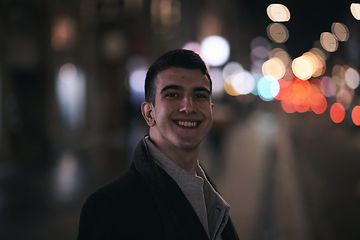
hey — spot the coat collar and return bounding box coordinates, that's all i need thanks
[132,137,209,240]
[132,136,239,240]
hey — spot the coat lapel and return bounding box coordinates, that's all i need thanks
[158,166,210,240]
[134,138,237,240]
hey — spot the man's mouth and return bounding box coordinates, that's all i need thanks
[176,121,199,127]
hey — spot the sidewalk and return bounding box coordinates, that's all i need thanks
[210,109,309,240]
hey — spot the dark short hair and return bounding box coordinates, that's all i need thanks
[144,49,212,104]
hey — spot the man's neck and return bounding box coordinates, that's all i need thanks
[148,137,199,175]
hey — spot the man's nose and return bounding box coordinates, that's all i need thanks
[179,96,196,113]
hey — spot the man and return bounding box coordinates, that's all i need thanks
[77,49,239,240]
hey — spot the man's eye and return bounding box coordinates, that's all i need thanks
[196,94,207,99]
[166,93,178,97]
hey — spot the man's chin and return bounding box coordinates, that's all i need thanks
[175,140,201,151]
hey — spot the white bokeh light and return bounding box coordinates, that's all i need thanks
[267,4,291,22]
[56,63,86,129]
[200,36,230,67]
[231,70,256,95]
[209,68,224,98]
[320,32,338,52]
[345,67,360,89]
[59,63,77,83]
[222,61,243,80]
[54,151,80,201]
[351,3,360,20]
[129,68,147,93]
[182,41,201,54]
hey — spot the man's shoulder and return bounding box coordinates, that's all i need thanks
[78,163,167,239]
[93,163,148,200]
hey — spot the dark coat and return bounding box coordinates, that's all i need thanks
[77,138,239,240]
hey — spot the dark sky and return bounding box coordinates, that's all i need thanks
[242,0,355,58]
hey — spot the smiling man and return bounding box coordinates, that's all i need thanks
[77,49,239,240]
[142,66,214,174]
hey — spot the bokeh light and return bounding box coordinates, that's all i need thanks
[224,76,239,96]
[129,68,147,93]
[59,63,77,83]
[311,54,326,78]
[101,30,127,61]
[251,73,263,95]
[292,56,314,80]
[320,76,337,97]
[333,77,343,98]
[351,105,360,126]
[330,102,345,123]
[310,47,328,61]
[269,48,291,69]
[126,55,148,73]
[54,151,80,201]
[51,17,77,51]
[344,67,360,89]
[295,101,311,113]
[281,98,296,113]
[56,63,86,129]
[251,45,269,60]
[275,78,291,100]
[231,70,256,95]
[251,36,270,49]
[350,3,360,20]
[257,75,279,101]
[251,60,266,74]
[310,92,327,114]
[336,85,354,110]
[332,64,342,77]
[331,22,349,42]
[151,0,181,25]
[320,32,338,52]
[267,23,289,43]
[304,52,325,78]
[276,77,331,114]
[262,57,286,80]
[209,68,224,98]
[288,78,311,106]
[182,41,201,54]
[292,52,326,79]
[266,4,291,22]
[222,61,243,80]
[200,35,230,66]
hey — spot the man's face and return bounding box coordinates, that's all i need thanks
[144,67,214,152]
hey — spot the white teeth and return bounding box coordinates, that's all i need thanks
[177,121,197,127]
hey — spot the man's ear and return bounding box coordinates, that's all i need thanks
[141,102,156,127]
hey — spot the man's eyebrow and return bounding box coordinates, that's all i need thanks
[160,85,182,94]
[160,85,211,95]
[194,87,211,94]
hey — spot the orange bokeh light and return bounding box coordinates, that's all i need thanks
[310,93,327,114]
[277,74,328,115]
[295,101,311,113]
[275,78,291,100]
[351,105,360,126]
[288,79,311,105]
[281,98,296,113]
[330,102,345,123]
[224,77,240,96]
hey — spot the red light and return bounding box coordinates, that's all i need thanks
[351,105,360,126]
[310,93,327,114]
[281,98,296,113]
[330,102,345,123]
